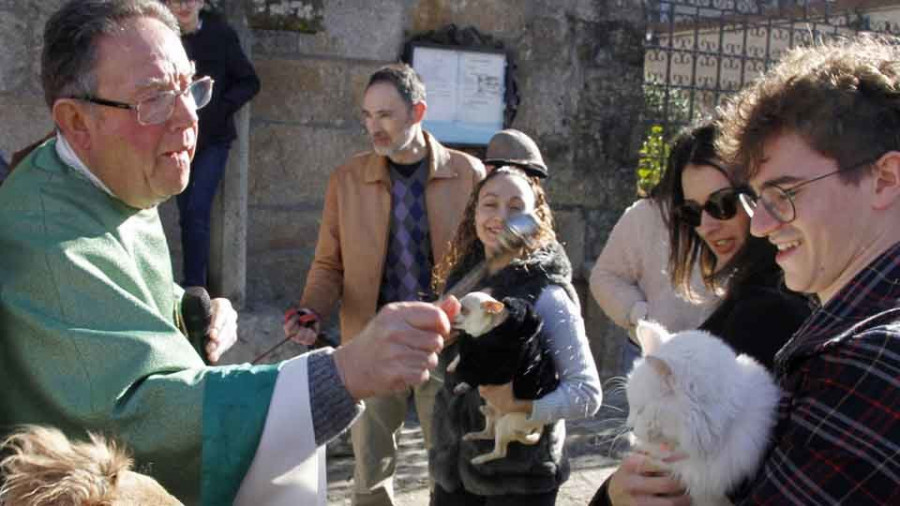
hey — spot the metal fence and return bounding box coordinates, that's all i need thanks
[639,0,899,186]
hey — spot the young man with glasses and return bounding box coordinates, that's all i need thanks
[595,36,900,506]
[0,2,457,504]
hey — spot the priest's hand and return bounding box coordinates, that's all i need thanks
[333,297,459,400]
[207,297,238,364]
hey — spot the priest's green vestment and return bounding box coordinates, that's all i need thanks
[0,139,281,504]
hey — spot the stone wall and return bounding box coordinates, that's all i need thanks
[0,0,648,379]
[234,0,647,377]
[0,1,64,160]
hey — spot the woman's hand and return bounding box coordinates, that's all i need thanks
[478,382,533,415]
[607,452,690,506]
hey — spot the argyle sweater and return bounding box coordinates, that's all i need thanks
[378,159,434,305]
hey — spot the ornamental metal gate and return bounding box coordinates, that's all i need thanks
[639,0,899,189]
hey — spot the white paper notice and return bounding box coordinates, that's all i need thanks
[412,45,506,144]
[413,47,459,122]
[459,52,505,125]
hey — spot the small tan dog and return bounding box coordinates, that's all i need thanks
[0,425,182,506]
[449,292,553,465]
[447,291,508,382]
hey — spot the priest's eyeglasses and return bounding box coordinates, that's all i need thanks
[738,157,875,224]
[73,76,214,126]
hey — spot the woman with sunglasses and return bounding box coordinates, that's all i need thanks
[666,121,811,371]
[588,120,811,506]
[589,160,719,343]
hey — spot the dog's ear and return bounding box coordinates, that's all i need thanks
[481,300,505,314]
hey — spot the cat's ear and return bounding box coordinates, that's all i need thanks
[481,300,505,314]
[635,320,669,355]
[645,356,675,393]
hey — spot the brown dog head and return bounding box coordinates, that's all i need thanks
[0,425,182,506]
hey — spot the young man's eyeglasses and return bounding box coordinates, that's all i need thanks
[677,187,743,228]
[72,76,214,126]
[738,158,875,224]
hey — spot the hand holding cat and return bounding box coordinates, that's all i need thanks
[478,383,533,415]
[332,297,459,400]
[607,452,690,506]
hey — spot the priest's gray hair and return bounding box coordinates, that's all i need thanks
[41,0,180,108]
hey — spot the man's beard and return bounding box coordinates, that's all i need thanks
[372,123,417,158]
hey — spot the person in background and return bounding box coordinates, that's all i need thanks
[483,128,549,178]
[0,2,455,503]
[664,121,810,370]
[430,166,602,505]
[283,63,484,506]
[590,120,811,505]
[163,0,260,289]
[589,151,719,343]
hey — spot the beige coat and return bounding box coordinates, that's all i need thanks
[589,198,719,335]
[300,132,485,343]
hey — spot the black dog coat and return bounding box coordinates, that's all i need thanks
[454,296,559,400]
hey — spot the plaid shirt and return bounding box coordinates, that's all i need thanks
[734,242,900,505]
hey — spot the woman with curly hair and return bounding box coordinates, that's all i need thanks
[429,166,602,505]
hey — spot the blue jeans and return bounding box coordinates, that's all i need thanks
[177,142,230,287]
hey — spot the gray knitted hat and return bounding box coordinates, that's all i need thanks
[483,129,548,178]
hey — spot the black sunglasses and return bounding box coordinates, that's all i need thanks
[677,187,743,228]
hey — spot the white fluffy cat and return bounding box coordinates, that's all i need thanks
[626,321,780,506]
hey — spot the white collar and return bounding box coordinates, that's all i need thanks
[55,132,116,197]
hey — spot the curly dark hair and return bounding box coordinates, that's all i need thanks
[432,166,556,294]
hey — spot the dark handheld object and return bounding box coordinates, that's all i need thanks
[182,287,212,365]
[251,309,318,365]
[444,212,541,298]
[498,212,540,252]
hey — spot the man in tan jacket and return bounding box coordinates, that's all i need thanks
[284,63,484,506]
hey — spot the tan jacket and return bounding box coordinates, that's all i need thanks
[300,132,485,343]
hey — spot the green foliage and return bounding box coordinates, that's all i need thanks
[637,125,668,196]
[636,85,691,196]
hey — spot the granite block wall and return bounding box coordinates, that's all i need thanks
[0,0,647,378]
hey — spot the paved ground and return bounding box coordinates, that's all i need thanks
[324,390,630,506]
[225,305,631,506]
